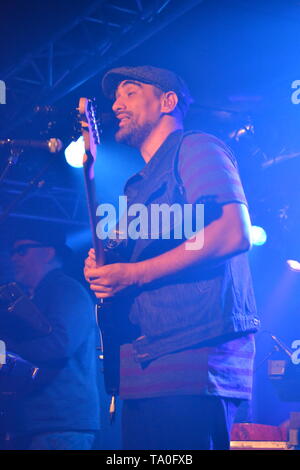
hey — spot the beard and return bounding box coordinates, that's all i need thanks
[115,116,155,148]
[13,266,29,288]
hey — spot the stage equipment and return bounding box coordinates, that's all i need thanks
[64,136,85,168]
[287,259,300,272]
[0,352,39,395]
[78,97,118,420]
[1,0,204,136]
[262,151,300,169]
[0,138,62,154]
[0,140,65,224]
[0,282,52,340]
[229,123,254,142]
[268,357,300,401]
[250,225,267,246]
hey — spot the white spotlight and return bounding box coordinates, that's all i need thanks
[64,136,85,168]
[287,259,300,272]
[251,225,267,246]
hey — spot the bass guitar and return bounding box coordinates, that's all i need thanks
[78,97,122,418]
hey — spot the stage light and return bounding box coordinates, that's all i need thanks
[287,259,300,272]
[229,123,254,142]
[251,225,267,246]
[64,136,85,168]
[67,229,91,249]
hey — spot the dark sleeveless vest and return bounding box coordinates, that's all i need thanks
[108,130,259,364]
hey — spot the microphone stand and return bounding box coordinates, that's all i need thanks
[0,147,23,186]
[254,331,292,373]
[0,153,56,224]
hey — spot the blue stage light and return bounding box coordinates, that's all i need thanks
[287,259,300,272]
[64,136,85,168]
[251,225,267,246]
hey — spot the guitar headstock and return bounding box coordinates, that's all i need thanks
[78,97,100,168]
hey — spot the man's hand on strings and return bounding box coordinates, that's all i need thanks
[84,248,141,299]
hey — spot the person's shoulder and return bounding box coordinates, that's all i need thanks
[43,269,75,286]
[180,130,237,166]
[181,130,232,152]
[44,269,92,302]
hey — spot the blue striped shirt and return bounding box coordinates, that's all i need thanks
[120,131,255,400]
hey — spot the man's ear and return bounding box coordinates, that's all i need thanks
[160,91,179,114]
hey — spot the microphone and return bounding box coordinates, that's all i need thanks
[271,334,292,358]
[0,138,63,153]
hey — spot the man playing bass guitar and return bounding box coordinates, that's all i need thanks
[84,65,259,450]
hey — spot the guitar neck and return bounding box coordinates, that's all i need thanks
[83,164,105,266]
[78,96,104,266]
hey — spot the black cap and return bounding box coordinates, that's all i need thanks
[101,65,193,116]
[10,222,73,264]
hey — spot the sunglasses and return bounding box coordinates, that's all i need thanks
[10,243,47,257]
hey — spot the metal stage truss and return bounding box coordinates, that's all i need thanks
[0,179,89,226]
[1,0,203,137]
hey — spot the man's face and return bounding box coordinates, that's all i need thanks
[112,80,163,148]
[10,240,52,288]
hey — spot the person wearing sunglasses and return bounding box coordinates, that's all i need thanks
[1,224,100,450]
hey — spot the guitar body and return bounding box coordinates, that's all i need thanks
[97,243,139,396]
[97,295,135,396]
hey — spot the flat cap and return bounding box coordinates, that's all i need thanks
[102,65,193,116]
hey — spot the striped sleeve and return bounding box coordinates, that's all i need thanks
[178,133,248,206]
